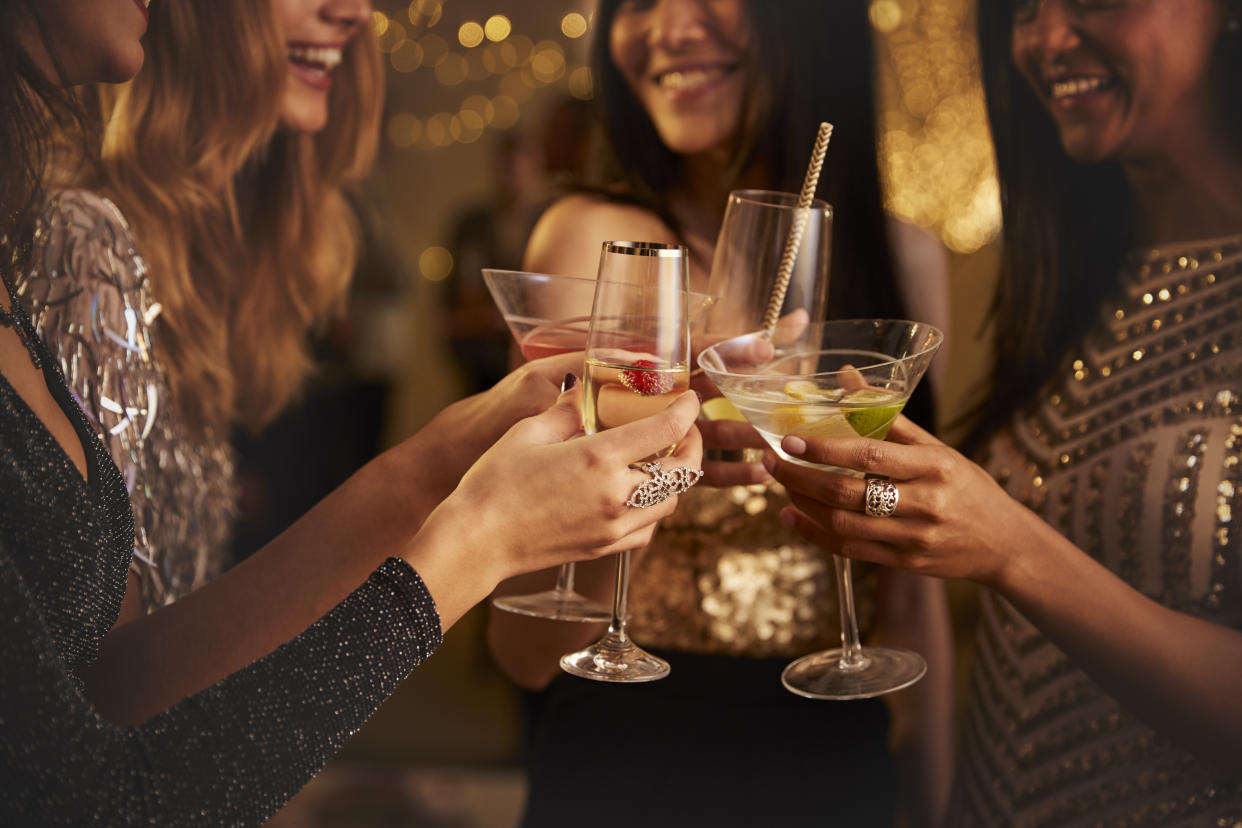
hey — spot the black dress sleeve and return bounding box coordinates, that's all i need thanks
[0,550,442,827]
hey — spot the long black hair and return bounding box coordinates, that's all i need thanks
[588,0,905,323]
[0,1,90,273]
[963,0,1242,453]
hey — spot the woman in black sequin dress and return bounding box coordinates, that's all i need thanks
[0,3,704,825]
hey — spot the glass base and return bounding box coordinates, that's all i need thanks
[491,590,611,623]
[559,633,671,683]
[781,646,926,700]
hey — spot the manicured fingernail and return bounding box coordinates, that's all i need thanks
[561,373,578,392]
[762,452,776,474]
[783,435,807,456]
[694,390,703,404]
[779,508,797,529]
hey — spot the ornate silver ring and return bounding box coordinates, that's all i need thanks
[864,475,899,518]
[626,462,704,509]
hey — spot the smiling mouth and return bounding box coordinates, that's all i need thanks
[1049,74,1116,103]
[288,43,344,73]
[652,64,737,93]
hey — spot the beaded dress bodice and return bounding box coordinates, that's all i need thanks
[17,190,235,610]
[951,236,1242,826]
[627,479,878,658]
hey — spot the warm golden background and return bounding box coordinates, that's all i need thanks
[264,1,999,824]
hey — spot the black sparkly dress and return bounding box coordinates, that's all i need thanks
[0,293,443,825]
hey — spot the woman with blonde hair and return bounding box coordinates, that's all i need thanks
[25,0,383,609]
[0,2,704,822]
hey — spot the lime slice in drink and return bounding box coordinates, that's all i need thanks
[844,392,904,436]
[773,405,858,439]
[700,396,747,421]
[784,380,842,402]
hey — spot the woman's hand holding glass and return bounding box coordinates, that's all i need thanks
[765,415,1036,588]
[409,383,703,629]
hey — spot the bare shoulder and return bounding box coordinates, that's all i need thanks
[885,215,950,333]
[524,194,677,278]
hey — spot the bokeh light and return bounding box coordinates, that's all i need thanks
[407,0,441,28]
[389,39,424,73]
[418,33,448,67]
[568,66,594,100]
[561,12,588,38]
[458,21,484,48]
[376,19,407,53]
[485,15,512,42]
[420,247,454,281]
[435,53,468,86]
[386,113,419,148]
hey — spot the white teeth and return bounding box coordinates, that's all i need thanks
[143,0,151,7]
[288,45,343,70]
[1051,76,1107,100]
[657,67,724,91]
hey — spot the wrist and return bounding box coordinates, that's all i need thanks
[400,498,506,631]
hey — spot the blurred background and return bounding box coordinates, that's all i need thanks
[244,0,1001,824]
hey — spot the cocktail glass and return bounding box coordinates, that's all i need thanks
[698,319,943,698]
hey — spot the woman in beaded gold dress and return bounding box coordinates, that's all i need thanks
[767,0,1242,824]
[487,1,955,825]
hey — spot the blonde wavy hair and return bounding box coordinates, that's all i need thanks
[92,0,383,433]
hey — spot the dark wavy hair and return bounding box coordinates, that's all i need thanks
[0,1,90,272]
[962,0,1242,453]
[588,0,905,323]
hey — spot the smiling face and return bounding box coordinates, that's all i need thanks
[27,0,149,85]
[274,0,371,133]
[1011,0,1228,164]
[608,0,751,160]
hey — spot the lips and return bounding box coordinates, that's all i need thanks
[288,42,344,92]
[651,63,738,95]
[132,0,149,25]
[1042,69,1120,112]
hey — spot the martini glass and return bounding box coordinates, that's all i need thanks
[559,242,690,682]
[698,319,943,699]
[481,269,613,622]
[482,269,711,623]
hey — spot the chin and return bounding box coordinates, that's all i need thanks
[279,107,330,134]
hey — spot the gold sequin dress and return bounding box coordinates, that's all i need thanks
[17,191,236,611]
[627,479,877,657]
[951,236,1242,826]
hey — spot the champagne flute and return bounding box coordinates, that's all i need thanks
[698,319,942,698]
[482,269,713,623]
[559,242,690,682]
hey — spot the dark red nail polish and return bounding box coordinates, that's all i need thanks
[561,373,578,392]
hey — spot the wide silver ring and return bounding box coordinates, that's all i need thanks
[864,475,899,518]
[626,462,704,509]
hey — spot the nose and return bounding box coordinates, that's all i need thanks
[648,0,710,50]
[322,0,371,28]
[1017,0,1083,66]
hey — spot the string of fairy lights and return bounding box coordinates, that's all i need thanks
[384,0,1000,282]
[375,1,593,152]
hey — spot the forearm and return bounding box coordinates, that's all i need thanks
[81,448,435,724]
[996,521,1242,772]
[872,569,954,828]
[486,557,617,690]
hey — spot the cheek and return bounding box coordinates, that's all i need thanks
[608,22,645,87]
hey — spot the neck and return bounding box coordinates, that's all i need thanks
[669,153,769,243]
[1122,128,1242,246]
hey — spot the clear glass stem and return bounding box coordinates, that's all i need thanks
[608,550,632,644]
[833,554,867,671]
[553,562,575,595]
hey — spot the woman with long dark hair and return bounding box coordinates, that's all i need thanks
[0,2,703,823]
[768,0,1242,822]
[488,2,954,825]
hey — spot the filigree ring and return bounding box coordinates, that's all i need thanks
[864,475,900,518]
[626,462,704,509]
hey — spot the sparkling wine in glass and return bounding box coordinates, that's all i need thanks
[482,269,711,623]
[559,242,690,682]
[698,319,942,699]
